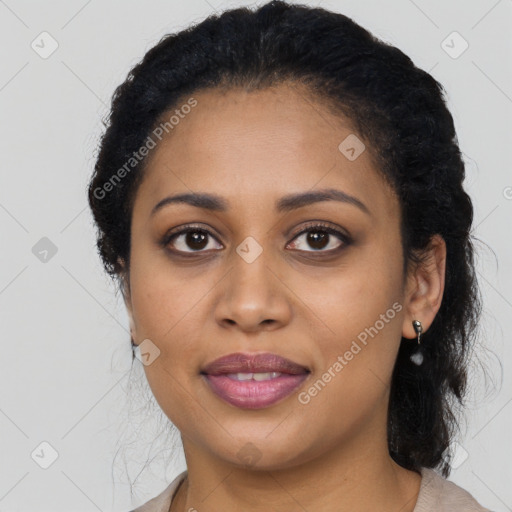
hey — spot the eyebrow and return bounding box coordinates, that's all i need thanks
[150,187,370,217]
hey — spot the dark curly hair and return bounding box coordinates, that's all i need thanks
[88,0,482,478]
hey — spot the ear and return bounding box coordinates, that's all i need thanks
[118,258,137,342]
[402,234,447,339]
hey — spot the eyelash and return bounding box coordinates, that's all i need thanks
[160,221,352,257]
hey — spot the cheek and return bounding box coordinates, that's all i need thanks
[127,247,228,388]
[129,264,208,427]
[128,244,208,341]
[294,241,403,342]
[291,238,405,395]
[290,287,404,447]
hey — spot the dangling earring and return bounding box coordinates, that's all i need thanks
[410,320,424,366]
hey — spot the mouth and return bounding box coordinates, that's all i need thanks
[200,352,311,410]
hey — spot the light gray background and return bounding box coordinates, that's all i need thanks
[0,0,510,510]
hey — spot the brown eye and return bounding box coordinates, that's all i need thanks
[164,227,223,253]
[287,223,351,253]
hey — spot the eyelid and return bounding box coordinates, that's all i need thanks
[164,222,221,240]
[288,220,351,241]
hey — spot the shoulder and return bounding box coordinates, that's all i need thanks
[414,467,493,512]
[129,471,187,512]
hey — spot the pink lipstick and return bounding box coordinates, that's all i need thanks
[201,352,310,409]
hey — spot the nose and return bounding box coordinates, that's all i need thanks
[213,249,292,333]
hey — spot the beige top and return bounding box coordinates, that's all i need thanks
[131,466,493,512]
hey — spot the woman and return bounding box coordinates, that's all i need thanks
[88,1,492,510]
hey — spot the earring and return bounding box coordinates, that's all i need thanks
[410,320,424,366]
[412,320,422,344]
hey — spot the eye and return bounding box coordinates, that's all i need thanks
[286,222,351,253]
[162,225,223,253]
[161,221,351,256]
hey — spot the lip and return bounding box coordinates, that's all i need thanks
[201,352,310,410]
[201,352,310,375]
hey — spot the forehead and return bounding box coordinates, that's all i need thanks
[133,84,398,220]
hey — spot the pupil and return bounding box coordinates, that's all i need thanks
[187,231,207,250]
[308,231,328,250]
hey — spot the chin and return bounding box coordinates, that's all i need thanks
[213,435,315,472]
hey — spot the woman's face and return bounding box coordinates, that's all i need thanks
[124,84,415,470]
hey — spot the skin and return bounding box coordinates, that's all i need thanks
[121,83,446,512]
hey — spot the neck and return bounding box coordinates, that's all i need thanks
[171,427,422,512]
